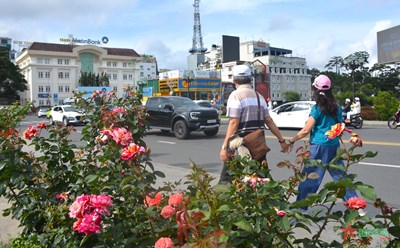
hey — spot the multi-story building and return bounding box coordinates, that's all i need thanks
[198,39,312,103]
[240,40,312,102]
[15,42,157,106]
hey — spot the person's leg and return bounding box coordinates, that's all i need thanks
[324,145,358,201]
[296,145,326,202]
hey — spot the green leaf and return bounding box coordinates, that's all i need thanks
[234,220,253,232]
[120,175,135,186]
[0,161,6,171]
[355,184,377,201]
[217,204,230,212]
[277,215,290,232]
[344,209,360,224]
[85,174,97,183]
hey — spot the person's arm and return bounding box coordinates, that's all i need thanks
[287,116,316,150]
[220,118,240,161]
[264,116,289,153]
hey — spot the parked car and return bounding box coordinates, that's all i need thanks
[48,105,88,126]
[145,96,220,139]
[37,105,52,118]
[269,101,316,128]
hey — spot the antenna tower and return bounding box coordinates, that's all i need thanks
[189,0,207,54]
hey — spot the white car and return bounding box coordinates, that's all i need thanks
[269,101,316,128]
[49,105,88,126]
[37,105,51,118]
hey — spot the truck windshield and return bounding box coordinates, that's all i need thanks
[169,97,197,107]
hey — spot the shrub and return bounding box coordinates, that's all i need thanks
[360,106,379,120]
[0,91,399,247]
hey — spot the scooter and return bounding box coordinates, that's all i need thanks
[388,115,400,129]
[343,113,363,129]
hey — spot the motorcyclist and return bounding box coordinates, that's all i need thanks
[342,98,351,119]
[395,105,400,124]
[346,97,361,122]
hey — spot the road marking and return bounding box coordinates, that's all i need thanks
[158,141,176,145]
[359,162,400,169]
[266,136,400,147]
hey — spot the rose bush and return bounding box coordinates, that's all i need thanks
[0,92,399,247]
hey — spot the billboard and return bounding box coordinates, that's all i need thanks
[178,78,220,90]
[222,35,240,63]
[377,24,400,64]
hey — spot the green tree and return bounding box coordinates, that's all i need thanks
[283,91,300,102]
[325,56,343,74]
[79,72,109,86]
[373,91,400,120]
[0,48,28,103]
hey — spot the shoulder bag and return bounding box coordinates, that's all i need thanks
[242,91,271,160]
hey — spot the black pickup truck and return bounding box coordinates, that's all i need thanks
[145,96,220,139]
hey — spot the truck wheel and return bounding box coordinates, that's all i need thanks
[49,116,54,125]
[174,120,189,139]
[63,117,68,126]
[204,128,218,136]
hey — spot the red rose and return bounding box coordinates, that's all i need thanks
[344,197,367,210]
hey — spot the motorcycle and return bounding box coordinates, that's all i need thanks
[388,113,400,129]
[343,113,363,129]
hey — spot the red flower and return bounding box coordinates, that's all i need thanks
[36,123,48,129]
[120,142,146,160]
[155,237,174,248]
[161,205,176,219]
[276,210,287,216]
[145,192,162,207]
[349,133,363,147]
[168,193,183,207]
[344,197,367,210]
[325,123,351,140]
[23,125,39,140]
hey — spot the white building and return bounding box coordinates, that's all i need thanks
[198,40,312,102]
[240,40,312,101]
[15,42,157,106]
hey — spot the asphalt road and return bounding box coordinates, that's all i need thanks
[19,115,400,210]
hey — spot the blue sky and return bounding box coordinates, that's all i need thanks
[1,0,399,71]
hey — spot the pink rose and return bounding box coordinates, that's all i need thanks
[121,143,145,160]
[23,125,39,140]
[349,133,362,147]
[145,192,162,207]
[112,127,133,146]
[168,193,184,207]
[344,197,367,210]
[155,237,174,248]
[276,210,287,216]
[91,194,112,215]
[161,205,176,219]
[69,194,91,218]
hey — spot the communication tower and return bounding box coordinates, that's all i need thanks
[189,0,207,54]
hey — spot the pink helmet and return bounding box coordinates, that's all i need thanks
[312,75,331,90]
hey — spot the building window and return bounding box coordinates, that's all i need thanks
[39,100,44,105]
[140,72,144,77]
[65,86,70,92]
[38,86,43,92]
[38,71,44,78]
[107,62,111,67]
[64,59,69,65]
[128,74,133,80]
[44,58,50,64]
[37,58,43,64]
[112,62,117,67]
[113,86,118,92]
[59,86,63,92]
[123,74,127,80]
[106,73,111,79]
[65,72,70,79]
[140,65,143,69]
[113,74,117,80]
[58,72,63,79]
[123,62,127,67]
[45,71,51,78]
[58,59,63,65]
[45,86,50,92]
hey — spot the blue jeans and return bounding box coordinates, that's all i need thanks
[296,144,357,205]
